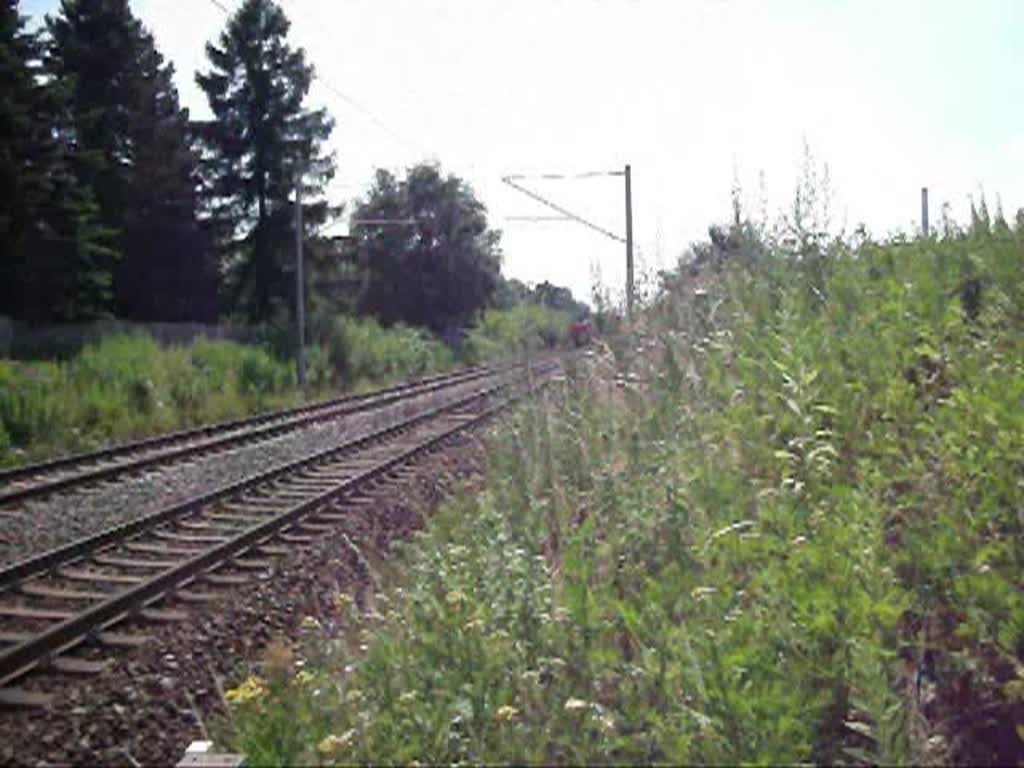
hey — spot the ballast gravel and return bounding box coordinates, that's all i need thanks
[0,426,491,768]
[0,374,506,567]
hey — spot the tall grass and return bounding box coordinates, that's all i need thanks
[322,317,455,390]
[218,222,1024,765]
[0,335,295,466]
[0,304,575,466]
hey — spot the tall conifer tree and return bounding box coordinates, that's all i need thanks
[46,0,217,321]
[0,0,116,321]
[195,0,335,323]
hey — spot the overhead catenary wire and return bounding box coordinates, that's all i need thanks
[504,170,625,181]
[202,0,437,161]
[501,175,625,244]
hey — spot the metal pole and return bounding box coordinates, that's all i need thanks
[625,164,634,319]
[295,178,305,387]
[921,187,930,237]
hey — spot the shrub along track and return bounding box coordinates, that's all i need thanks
[0,355,559,721]
[0,363,511,508]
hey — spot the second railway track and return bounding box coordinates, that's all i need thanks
[0,361,514,507]
[0,355,560,706]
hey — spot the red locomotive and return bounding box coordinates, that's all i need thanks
[569,320,592,347]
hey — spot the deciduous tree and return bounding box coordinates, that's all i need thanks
[352,164,501,332]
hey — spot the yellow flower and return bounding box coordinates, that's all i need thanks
[332,592,354,611]
[462,618,484,633]
[317,729,356,757]
[224,675,267,706]
[301,615,322,632]
[398,690,418,705]
[495,705,520,724]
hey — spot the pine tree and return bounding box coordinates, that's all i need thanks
[118,41,218,321]
[0,0,116,322]
[195,0,335,323]
[46,0,217,321]
[0,0,47,305]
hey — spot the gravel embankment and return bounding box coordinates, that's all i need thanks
[0,374,505,567]
[0,426,491,767]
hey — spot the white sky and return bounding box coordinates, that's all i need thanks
[22,0,1024,305]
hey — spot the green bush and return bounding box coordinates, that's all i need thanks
[461,304,570,364]
[0,335,297,466]
[327,317,455,386]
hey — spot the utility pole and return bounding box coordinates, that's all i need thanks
[921,187,930,237]
[625,164,634,319]
[295,178,305,387]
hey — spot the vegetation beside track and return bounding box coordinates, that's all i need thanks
[0,306,571,468]
[217,221,1023,765]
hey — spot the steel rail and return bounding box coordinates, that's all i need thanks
[0,360,524,487]
[0,364,539,591]
[0,364,510,507]
[0,358,557,689]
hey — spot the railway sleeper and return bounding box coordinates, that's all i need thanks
[231,557,275,571]
[201,573,251,587]
[275,532,315,545]
[152,531,230,545]
[137,608,189,623]
[17,585,110,601]
[93,555,180,570]
[263,490,317,503]
[45,657,111,675]
[0,687,55,710]
[176,520,238,534]
[252,545,290,557]
[0,605,75,621]
[207,511,271,524]
[124,542,206,558]
[172,589,220,604]
[59,568,144,585]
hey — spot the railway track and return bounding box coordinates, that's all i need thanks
[0,356,558,707]
[0,362,510,507]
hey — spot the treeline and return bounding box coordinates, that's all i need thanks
[0,0,585,333]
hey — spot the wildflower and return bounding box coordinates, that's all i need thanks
[564,698,590,713]
[690,586,717,602]
[332,592,353,611]
[445,590,467,612]
[345,688,364,705]
[301,615,322,632]
[295,669,316,687]
[398,690,417,705]
[224,676,267,706]
[495,705,520,724]
[520,669,541,688]
[463,618,484,633]
[317,729,356,757]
